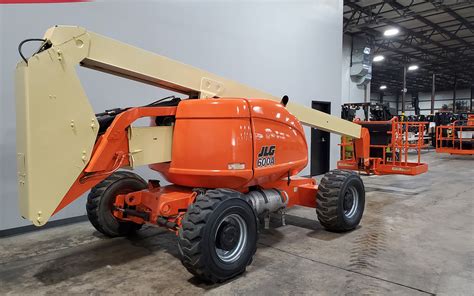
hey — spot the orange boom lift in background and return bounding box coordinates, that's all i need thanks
[436,113,474,155]
[15,26,427,283]
[338,117,428,175]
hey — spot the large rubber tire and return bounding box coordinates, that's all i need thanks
[178,189,258,283]
[316,169,365,232]
[86,171,146,237]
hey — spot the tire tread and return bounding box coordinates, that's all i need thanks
[178,189,255,283]
[86,171,146,237]
[316,169,364,232]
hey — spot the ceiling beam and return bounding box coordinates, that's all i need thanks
[344,1,473,93]
[344,1,452,52]
[428,1,474,34]
[386,0,472,48]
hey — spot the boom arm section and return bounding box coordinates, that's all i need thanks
[16,26,361,226]
[45,26,361,137]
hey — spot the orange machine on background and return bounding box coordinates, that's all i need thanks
[338,117,428,175]
[436,113,474,155]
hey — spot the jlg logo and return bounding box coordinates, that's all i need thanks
[257,145,276,167]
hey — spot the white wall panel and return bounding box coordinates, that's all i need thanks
[0,0,344,230]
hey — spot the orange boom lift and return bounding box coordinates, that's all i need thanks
[338,117,428,175]
[436,113,474,155]
[15,26,426,283]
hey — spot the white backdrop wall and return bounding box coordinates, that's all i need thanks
[0,0,344,230]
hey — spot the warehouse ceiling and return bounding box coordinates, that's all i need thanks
[344,0,474,95]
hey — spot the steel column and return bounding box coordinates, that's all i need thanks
[471,82,473,112]
[453,75,457,113]
[396,93,400,114]
[431,73,436,114]
[402,66,407,114]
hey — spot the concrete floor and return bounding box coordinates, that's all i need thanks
[1,151,473,295]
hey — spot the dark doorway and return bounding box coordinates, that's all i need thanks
[311,101,331,176]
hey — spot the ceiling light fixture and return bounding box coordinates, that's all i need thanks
[380,85,387,90]
[384,28,399,37]
[373,55,385,62]
[408,65,419,71]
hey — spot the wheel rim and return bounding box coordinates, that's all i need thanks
[214,213,248,263]
[343,186,359,219]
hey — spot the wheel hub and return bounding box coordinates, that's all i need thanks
[214,213,248,263]
[343,193,354,211]
[216,221,241,251]
[343,186,359,219]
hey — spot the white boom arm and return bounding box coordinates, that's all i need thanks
[49,26,361,136]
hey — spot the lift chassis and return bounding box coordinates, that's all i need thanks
[17,26,375,282]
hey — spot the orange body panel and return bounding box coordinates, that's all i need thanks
[248,99,308,186]
[151,98,308,188]
[54,98,313,226]
[159,99,253,188]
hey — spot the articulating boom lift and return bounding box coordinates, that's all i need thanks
[16,26,422,282]
[436,114,474,155]
[338,117,428,175]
